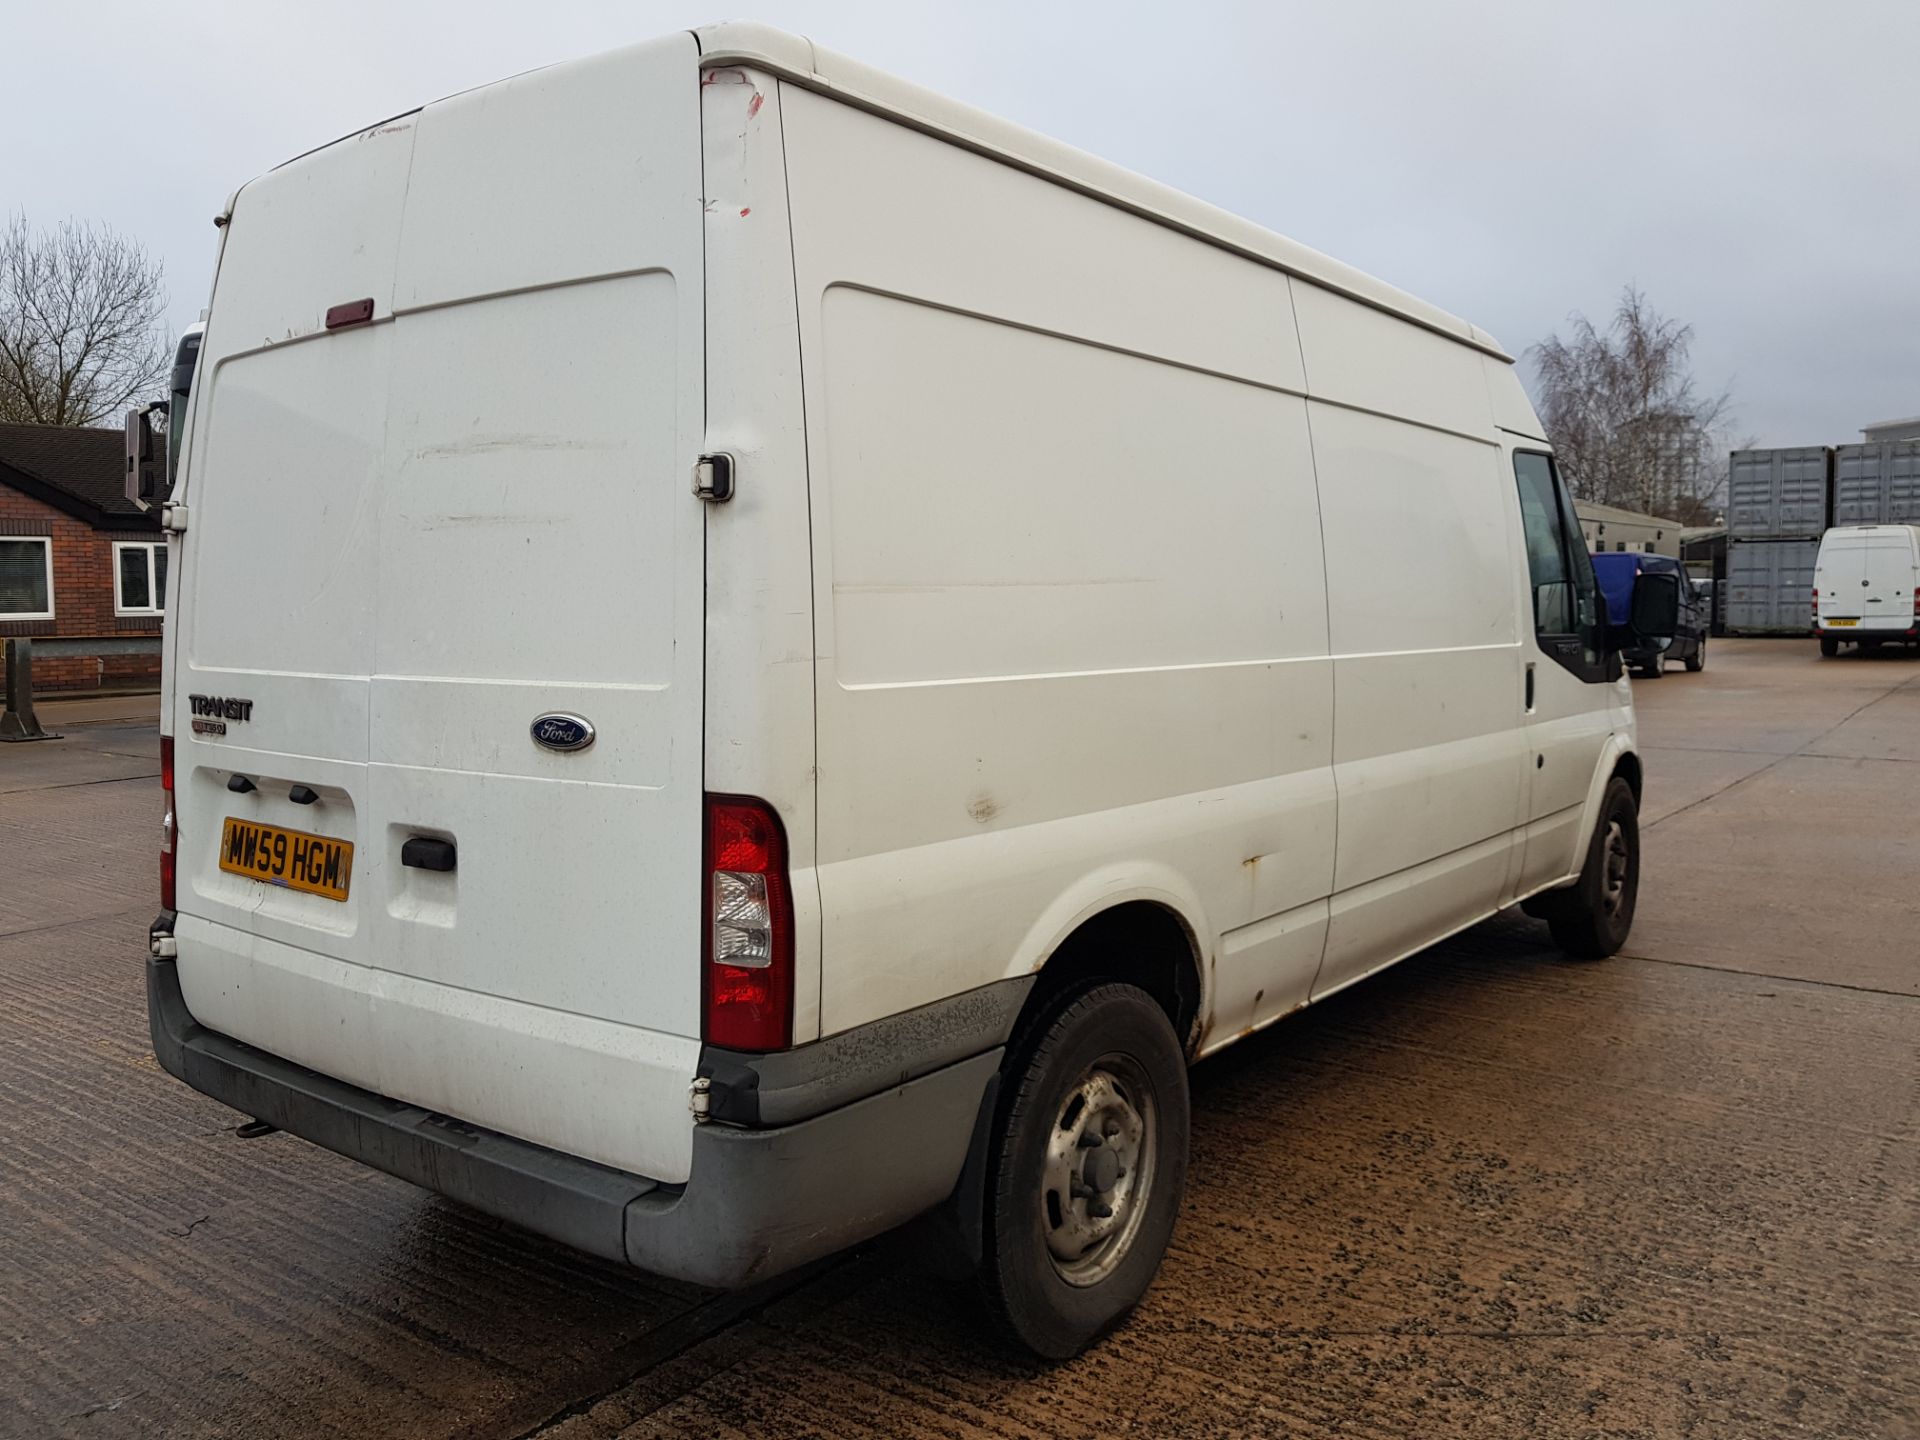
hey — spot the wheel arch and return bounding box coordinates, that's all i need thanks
[1611,749,1643,804]
[1007,887,1209,1060]
[1535,734,1641,894]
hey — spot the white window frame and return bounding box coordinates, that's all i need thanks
[113,541,167,617]
[0,536,55,621]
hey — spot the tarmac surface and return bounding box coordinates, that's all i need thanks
[2,641,1915,1439]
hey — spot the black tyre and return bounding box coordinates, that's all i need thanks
[981,983,1189,1358]
[1684,638,1705,673]
[1540,776,1639,959]
[1819,636,1840,657]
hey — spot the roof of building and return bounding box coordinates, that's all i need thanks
[690,23,1510,362]
[0,422,157,530]
[1572,500,1683,528]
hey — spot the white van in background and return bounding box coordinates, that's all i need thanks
[1813,525,1920,655]
[134,24,1680,1356]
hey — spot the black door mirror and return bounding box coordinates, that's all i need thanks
[1629,570,1682,641]
[124,401,168,510]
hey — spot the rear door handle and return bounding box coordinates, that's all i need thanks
[401,837,456,872]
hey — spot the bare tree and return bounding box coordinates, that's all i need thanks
[1529,286,1734,521]
[0,213,170,428]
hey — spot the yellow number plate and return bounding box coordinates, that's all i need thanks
[219,818,353,901]
[1826,618,1858,627]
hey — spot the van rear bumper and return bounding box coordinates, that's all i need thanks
[148,952,1003,1289]
[1816,621,1918,636]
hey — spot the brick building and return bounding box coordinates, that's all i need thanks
[0,423,164,693]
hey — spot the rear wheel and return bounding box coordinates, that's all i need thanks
[1534,776,1639,959]
[1684,638,1705,673]
[1819,636,1840,657]
[981,983,1189,1358]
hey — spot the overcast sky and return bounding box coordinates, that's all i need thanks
[11,0,1915,445]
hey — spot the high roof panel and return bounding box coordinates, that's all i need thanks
[694,22,1511,363]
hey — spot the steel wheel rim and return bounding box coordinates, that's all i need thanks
[1041,1054,1156,1287]
[1601,819,1630,916]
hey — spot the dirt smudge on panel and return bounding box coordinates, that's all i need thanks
[412,434,618,461]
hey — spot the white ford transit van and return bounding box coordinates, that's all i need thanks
[1813,525,1920,655]
[138,24,1679,1356]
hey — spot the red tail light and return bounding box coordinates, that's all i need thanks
[703,795,793,1052]
[1811,586,1820,621]
[1912,586,1919,617]
[160,735,176,910]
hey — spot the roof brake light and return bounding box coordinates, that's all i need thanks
[325,298,374,330]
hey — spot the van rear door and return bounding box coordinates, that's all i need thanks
[1857,532,1919,633]
[167,36,709,1183]
[1819,530,1914,636]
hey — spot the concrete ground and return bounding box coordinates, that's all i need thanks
[1,639,1914,1439]
[0,690,160,744]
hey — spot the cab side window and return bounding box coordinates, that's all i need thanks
[1513,451,1606,677]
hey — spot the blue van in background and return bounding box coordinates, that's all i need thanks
[1592,553,1708,676]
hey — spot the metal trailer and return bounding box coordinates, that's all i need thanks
[1834,442,1920,527]
[1727,447,1832,540]
[1725,537,1819,635]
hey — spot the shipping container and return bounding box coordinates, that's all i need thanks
[1727,447,1831,540]
[1893,444,1920,523]
[1725,537,1819,634]
[1834,442,1920,527]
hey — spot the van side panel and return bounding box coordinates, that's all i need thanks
[1485,359,1549,443]
[698,68,826,1043]
[1293,285,1526,997]
[1293,285,1495,440]
[779,86,1338,1040]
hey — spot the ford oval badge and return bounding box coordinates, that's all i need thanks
[531,713,595,753]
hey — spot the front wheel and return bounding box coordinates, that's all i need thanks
[981,983,1189,1358]
[1537,776,1639,959]
[1684,639,1705,673]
